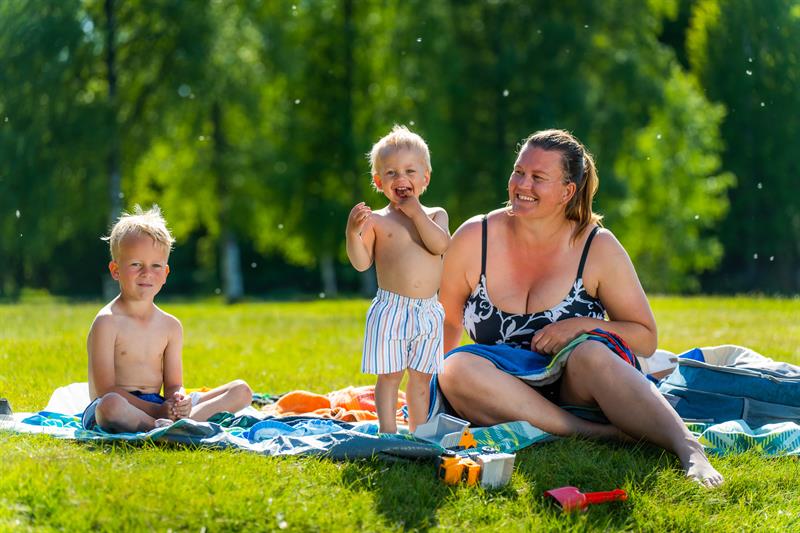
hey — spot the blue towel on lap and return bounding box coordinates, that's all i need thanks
[427,329,638,420]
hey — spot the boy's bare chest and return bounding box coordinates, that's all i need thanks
[113,322,168,365]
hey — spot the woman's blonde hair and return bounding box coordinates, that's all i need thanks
[522,129,603,239]
[103,204,175,261]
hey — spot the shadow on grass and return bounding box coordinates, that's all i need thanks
[340,457,454,531]
[513,437,675,527]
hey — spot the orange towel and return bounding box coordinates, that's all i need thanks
[261,386,406,424]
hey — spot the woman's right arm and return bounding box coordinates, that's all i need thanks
[440,217,482,353]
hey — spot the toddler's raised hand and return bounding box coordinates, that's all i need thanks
[347,202,372,235]
[396,194,424,220]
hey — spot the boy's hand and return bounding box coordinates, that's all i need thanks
[170,392,192,419]
[160,399,178,420]
[346,202,372,236]
[396,194,424,220]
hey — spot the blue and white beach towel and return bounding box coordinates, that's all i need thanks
[2,410,551,458]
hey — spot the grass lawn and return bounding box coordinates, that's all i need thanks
[1,296,799,531]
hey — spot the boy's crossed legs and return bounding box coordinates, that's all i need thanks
[90,379,252,433]
[186,379,253,421]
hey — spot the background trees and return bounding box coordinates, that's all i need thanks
[687,0,800,293]
[1,0,796,298]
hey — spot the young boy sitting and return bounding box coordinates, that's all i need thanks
[82,205,252,433]
[346,125,450,433]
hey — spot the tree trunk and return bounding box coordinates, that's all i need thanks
[103,0,121,300]
[211,101,244,303]
[320,252,338,297]
[359,266,376,297]
[221,229,244,303]
[342,0,356,194]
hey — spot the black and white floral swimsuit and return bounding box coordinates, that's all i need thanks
[463,216,606,350]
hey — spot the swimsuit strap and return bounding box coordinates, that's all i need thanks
[481,215,488,277]
[577,226,600,279]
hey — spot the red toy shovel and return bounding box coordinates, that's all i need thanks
[544,486,628,512]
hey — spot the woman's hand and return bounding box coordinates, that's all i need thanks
[531,317,594,355]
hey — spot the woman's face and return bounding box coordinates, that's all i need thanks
[507,146,574,217]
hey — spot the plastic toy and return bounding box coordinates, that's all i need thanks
[436,451,480,486]
[544,486,628,512]
[436,446,517,488]
[473,450,515,488]
[414,413,477,449]
[0,398,11,416]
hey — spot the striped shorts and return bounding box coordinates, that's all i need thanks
[362,288,445,375]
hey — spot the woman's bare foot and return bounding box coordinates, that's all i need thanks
[681,440,724,487]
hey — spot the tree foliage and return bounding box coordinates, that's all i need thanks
[6,0,792,298]
[687,0,800,292]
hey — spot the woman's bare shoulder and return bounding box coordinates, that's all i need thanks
[589,227,628,258]
[445,214,486,272]
[454,209,509,239]
[583,226,636,289]
[451,214,484,243]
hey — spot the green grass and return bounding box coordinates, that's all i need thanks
[1,297,799,532]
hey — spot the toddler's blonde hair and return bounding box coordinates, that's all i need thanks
[103,204,175,261]
[368,125,432,177]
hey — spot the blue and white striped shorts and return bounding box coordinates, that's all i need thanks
[362,288,445,375]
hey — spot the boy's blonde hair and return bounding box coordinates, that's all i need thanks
[103,205,175,261]
[368,124,432,177]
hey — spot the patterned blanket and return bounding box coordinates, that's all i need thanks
[2,409,552,458]
[5,407,799,458]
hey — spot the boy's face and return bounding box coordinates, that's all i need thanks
[373,148,430,204]
[109,234,170,301]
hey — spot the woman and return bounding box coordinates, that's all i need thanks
[437,129,723,487]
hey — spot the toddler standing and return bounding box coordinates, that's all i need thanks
[346,125,450,433]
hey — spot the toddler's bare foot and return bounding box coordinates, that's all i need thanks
[682,440,724,488]
[154,418,174,429]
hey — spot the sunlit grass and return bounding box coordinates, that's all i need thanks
[1,297,799,531]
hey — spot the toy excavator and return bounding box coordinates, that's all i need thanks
[416,414,515,488]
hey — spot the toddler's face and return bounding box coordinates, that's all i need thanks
[373,148,430,203]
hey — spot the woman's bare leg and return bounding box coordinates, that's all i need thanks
[559,342,724,487]
[438,352,623,439]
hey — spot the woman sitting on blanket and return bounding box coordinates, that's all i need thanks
[437,129,723,487]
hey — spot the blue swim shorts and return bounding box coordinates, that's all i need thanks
[81,391,166,431]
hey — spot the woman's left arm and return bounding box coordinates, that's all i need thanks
[591,230,657,355]
[531,230,657,356]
